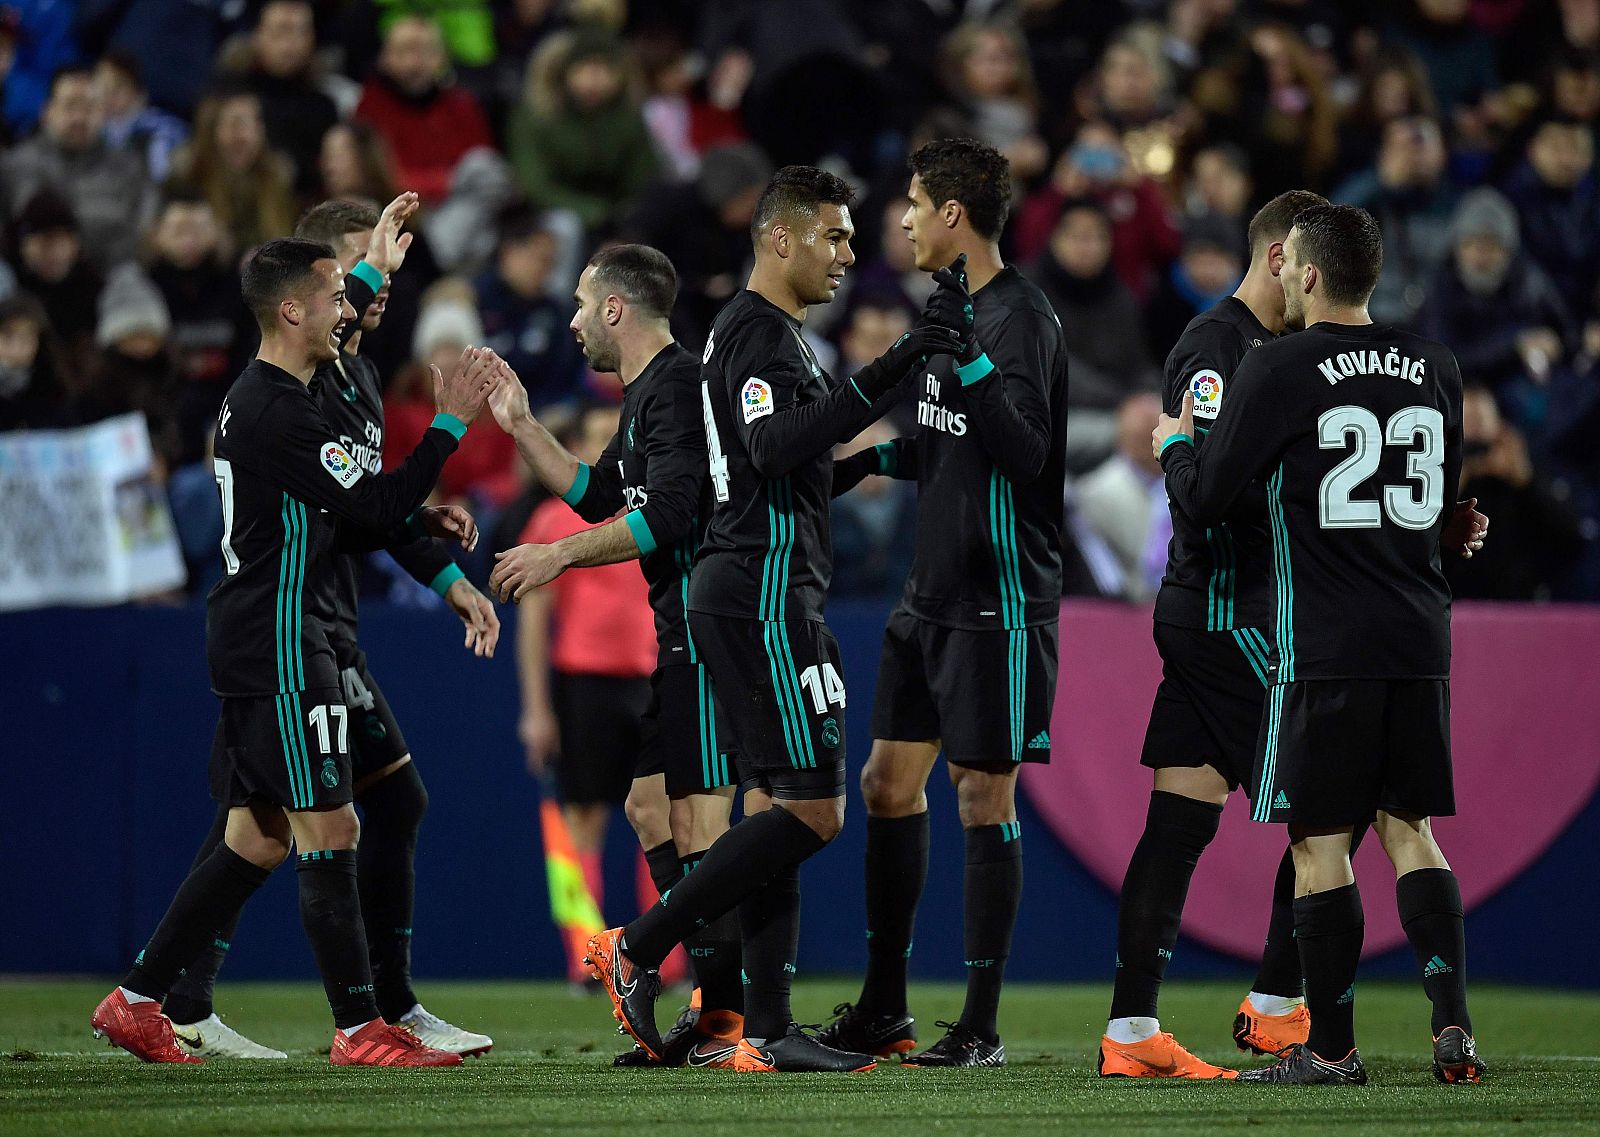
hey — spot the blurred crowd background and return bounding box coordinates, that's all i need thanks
[2,0,1597,605]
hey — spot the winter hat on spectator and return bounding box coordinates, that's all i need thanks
[1451,187,1519,251]
[13,190,80,240]
[96,264,172,348]
[412,293,484,360]
[697,143,773,211]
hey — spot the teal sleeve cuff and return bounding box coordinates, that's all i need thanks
[1159,433,1194,458]
[350,260,385,294]
[956,352,995,386]
[872,441,898,477]
[561,463,591,507]
[430,412,467,441]
[428,563,465,597]
[624,509,657,555]
[848,377,872,406]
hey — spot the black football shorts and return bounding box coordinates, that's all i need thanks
[635,662,737,796]
[1140,622,1271,792]
[210,687,353,810]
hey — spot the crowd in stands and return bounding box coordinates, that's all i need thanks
[1,0,1595,603]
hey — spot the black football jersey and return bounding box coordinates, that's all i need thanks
[563,342,711,664]
[689,290,890,623]
[1153,297,1276,632]
[319,349,456,647]
[207,359,461,696]
[1161,322,1464,680]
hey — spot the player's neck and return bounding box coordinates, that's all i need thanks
[746,262,807,322]
[618,327,676,386]
[1305,303,1373,329]
[954,241,1005,293]
[1233,266,1286,334]
[256,338,318,384]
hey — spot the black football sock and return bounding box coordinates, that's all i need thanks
[1396,867,1471,1036]
[164,805,242,1024]
[682,850,744,1016]
[297,849,380,1029]
[857,812,929,1017]
[623,807,825,968]
[356,763,428,1022]
[957,822,1023,1043]
[1250,845,1304,999]
[644,840,680,896]
[738,863,801,1042]
[1109,792,1223,1020]
[123,844,271,1000]
[1295,883,1364,1059]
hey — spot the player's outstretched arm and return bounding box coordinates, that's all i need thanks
[488,516,645,603]
[484,355,626,521]
[831,437,919,497]
[739,323,960,479]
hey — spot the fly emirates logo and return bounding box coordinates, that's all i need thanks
[917,372,967,436]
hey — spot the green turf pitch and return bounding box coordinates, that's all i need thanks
[2,979,1595,1136]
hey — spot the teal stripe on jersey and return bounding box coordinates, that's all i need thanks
[274,693,305,808]
[1232,629,1268,685]
[1266,467,1296,682]
[276,497,292,694]
[289,500,307,690]
[1245,628,1274,683]
[1253,684,1286,822]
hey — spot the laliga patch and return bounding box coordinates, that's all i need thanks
[741,377,774,424]
[320,441,363,488]
[1189,369,1224,420]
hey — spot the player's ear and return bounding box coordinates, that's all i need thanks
[942,199,962,231]
[1267,241,1286,277]
[280,298,301,328]
[605,294,623,326]
[1303,264,1318,295]
[769,223,789,259]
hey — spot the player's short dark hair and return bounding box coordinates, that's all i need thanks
[1247,189,1328,252]
[587,243,677,320]
[750,165,855,245]
[294,200,378,248]
[241,237,336,326]
[908,137,1012,240]
[1290,204,1384,307]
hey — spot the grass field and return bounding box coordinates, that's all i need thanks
[2,978,1595,1136]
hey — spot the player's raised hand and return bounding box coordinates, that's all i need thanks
[1442,497,1489,559]
[365,192,420,277]
[855,323,966,398]
[490,542,570,602]
[432,346,501,425]
[1151,393,1195,461]
[414,503,479,551]
[444,577,500,657]
[924,253,979,363]
[485,355,531,433]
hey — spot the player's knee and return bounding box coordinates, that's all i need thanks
[624,789,668,845]
[859,760,921,816]
[229,832,290,870]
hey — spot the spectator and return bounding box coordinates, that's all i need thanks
[1191,21,1338,196]
[1445,386,1584,600]
[1069,392,1170,603]
[1029,197,1158,467]
[1145,215,1245,360]
[473,209,585,409]
[2,0,78,136]
[94,50,188,184]
[1331,44,1437,188]
[317,122,396,203]
[1418,187,1575,404]
[1183,143,1253,236]
[227,0,341,196]
[1082,24,1184,183]
[830,421,917,598]
[90,262,176,442]
[509,29,659,237]
[1388,0,1498,123]
[0,293,71,430]
[635,24,745,181]
[1501,116,1600,310]
[167,87,297,258]
[1,65,155,268]
[143,194,247,464]
[514,401,659,980]
[72,0,229,118]
[383,282,520,510]
[620,141,772,346]
[1332,116,1460,326]
[424,148,519,274]
[1541,46,1600,131]
[1015,120,1183,302]
[941,21,1048,184]
[10,190,102,374]
[354,14,494,204]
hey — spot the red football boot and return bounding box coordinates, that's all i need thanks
[91,989,204,1064]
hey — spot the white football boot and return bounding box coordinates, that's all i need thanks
[170,1014,287,1059]
[393,1004,494,1056]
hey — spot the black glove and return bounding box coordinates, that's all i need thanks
[923,253,981,365]
[853,321,965,398]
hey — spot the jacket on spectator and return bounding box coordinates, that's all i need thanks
[1,137,154,268]
[354,73,493,203]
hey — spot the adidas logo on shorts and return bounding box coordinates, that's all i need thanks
[1027,731,1051,750]
[1273,789,1292,811]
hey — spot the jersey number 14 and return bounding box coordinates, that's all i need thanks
[1318,405,1444,531]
